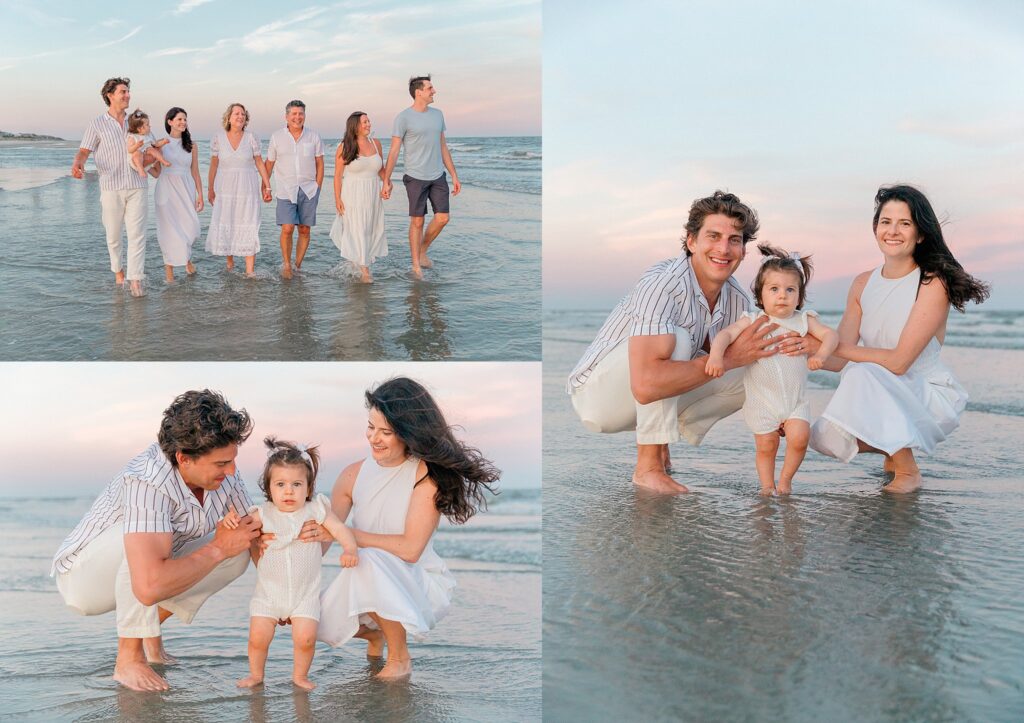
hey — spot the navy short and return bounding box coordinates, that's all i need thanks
[403,174,450,217]
[276,187,320,227]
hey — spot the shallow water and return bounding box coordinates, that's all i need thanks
[0,488,540,722]
[0,137,540,361]
[543,310,1024,721]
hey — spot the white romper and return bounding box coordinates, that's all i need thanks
[249,493,330,621]
[741,309,818,434]
[126,132,155,160]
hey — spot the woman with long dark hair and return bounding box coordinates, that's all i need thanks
[309,377,499,678]
[329,112,388,283]
[810,184,990,492]
[154,107,203,282]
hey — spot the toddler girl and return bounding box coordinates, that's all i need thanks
[706,244,839,495]
[126,109,170,177]
[227,437,359,690]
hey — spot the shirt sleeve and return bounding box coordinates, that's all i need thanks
[266,133,277,161]
[392,111,407,139]
[122,478,174,534]
[313,133,324,157]
[250,133,261,156]
[312,493,331,524]
[440,110,447,134]
[626,271,686,337]
[209,133,219,157]
[80,120,100,152]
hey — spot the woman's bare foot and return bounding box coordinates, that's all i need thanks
[411,265,423,280]
[236,674,264,688]
[882,472,922,493]
[282,263,293,279]
[226,257,235,271]
[776,482,792,495]
[186,261,196,275]
[113,660,169,691]
[359,266,373,284]
[142,637,178,665]
[759,484,776,496]
[419,256,433,269]
[376,656,412,679]
[354,625,385,659]
[883,456,895,473]
[632,469,688,494]
[292,676,316,690]
[164,266,175,283]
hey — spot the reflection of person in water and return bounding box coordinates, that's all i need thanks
[399,281,451,359]
[327,283,389,359]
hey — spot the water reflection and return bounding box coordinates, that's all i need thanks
[398,281,451,360]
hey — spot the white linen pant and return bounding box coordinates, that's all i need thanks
[55,524,249,638]
[571,329,745,445]
[100,188,148,280]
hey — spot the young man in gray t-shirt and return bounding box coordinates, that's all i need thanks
[382,75,461,279]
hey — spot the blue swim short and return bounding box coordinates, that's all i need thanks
[276,187,320,227]
[403,174,450,217]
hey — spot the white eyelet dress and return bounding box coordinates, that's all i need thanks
[318,456,456,647]
[741,309,817,434]
[249,493,330,621]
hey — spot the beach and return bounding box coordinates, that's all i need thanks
[543,308,1024,720]
[0,137,540,361]
[0,487,540,722]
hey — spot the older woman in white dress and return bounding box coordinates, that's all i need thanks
[205,103,273,277]
[155,107,202,282]
[330,112,388,283]
[809,185,990,493]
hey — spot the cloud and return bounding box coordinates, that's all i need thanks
[899,116,1024,149]
[94,25,143,49]
[147,47,203,58]
[175,0,216,15]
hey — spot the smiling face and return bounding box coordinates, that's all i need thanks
[416,80,436,104]
[874,200,921,261]
[685,213,747,291]
[358,114,371,137]
[285,105,305,132]
[169,112,188,134]
[267,463,311,511]
[177,443,238,491]
[758,269,802,318]
[107,84,130,111]
[228,105,247,131]
[366,407,408,466]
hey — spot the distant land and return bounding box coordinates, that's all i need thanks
[0,131,65,141]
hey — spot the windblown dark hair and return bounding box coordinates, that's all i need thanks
[100,77,130,107]
[872,185,990,312]
[366,377,500,524]
[158,389,253,466]
[126,109,149,134]
[751,243,813,311]
[408,74,432,99]
[681,190,759,255]
[340,111,368,165]
[259,436,320,502]
[164,107,192,153]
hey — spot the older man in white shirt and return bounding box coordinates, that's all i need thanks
[265,100,325,279]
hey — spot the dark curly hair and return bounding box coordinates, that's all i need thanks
[158,389,253,466]
[751,243,814,311]
[872,185,991,312]
[366,377,499,524]
[164,107,193,153]
[682,190,759,255]
[100,77,129,107]
[258,436,320,502]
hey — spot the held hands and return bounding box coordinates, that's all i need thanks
[381,180,392,200]
[213,509,260,557]
[339,548,359,568]
[222,505,241,530]
[261,186,273,203]
[723,316,780,369]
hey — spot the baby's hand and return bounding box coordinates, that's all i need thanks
[222,506,241,530]
[807,355,825,371]
[705,356,725,378]
[340,549,359,568]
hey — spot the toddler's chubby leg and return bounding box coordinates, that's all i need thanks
[753,432,780,495]
[130,150,147,177]
[147,146,171,167]
[290,618,318,690]
[777,419,810,495]
[237,616,276,688]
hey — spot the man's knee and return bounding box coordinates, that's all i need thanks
[281,224,296,234]
[409,216,425,229]
[297,225,311,236]
[432,213,450,227]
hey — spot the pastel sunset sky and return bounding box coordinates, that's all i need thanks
[544,1,1024,309]
[0,362,540,495]
[0,0,540,139]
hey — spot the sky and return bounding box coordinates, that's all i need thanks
[544,0,1024,309]
[0,0,540,139]
[0,362,540,495]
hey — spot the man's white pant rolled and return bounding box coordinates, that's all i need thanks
[571,328,745,445]
[100,188,148,281]
[55,524,249,638]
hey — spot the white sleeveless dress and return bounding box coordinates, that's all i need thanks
[154,137,200,266]
[318,456,455,647]
[810,266,967,462]
[329,140,387,266]
[741,309,817,434]
[248,494,330,621]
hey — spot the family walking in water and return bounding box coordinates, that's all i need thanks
[71,75,461,294]
[569,187,989,496]
[50,381,499,691]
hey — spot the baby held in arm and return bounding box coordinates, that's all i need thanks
[706,244,839,495]
[125,109,171,177]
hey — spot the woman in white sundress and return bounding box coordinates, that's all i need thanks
[809,185,990,493]
[330,112,388,283]
[154,107,202,282]
[299,377,499,679]
[205,103,273,277]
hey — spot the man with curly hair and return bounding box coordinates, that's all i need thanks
[51,390,262,691]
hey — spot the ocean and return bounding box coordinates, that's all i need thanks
[0,136,540,361]
[543,307,1024,721]
[0,487,540,722]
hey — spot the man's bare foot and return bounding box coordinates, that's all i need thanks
[114,270,126,286]
[293,676,316,690]
[282,264,293,280]
[632,469,688,494]
[113,660,169,691]
[142,637,178,665]
[419,256,433,269]
[236,674,264,688]
[376,656,412,679]
[759,485,776,496]
[129,280,144,297]
[882,472,922,494]
[776,483,792,495]
[186,261,196,275]
[411,266,423,280]
[660,447,672,474]
[245,271,257,279]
